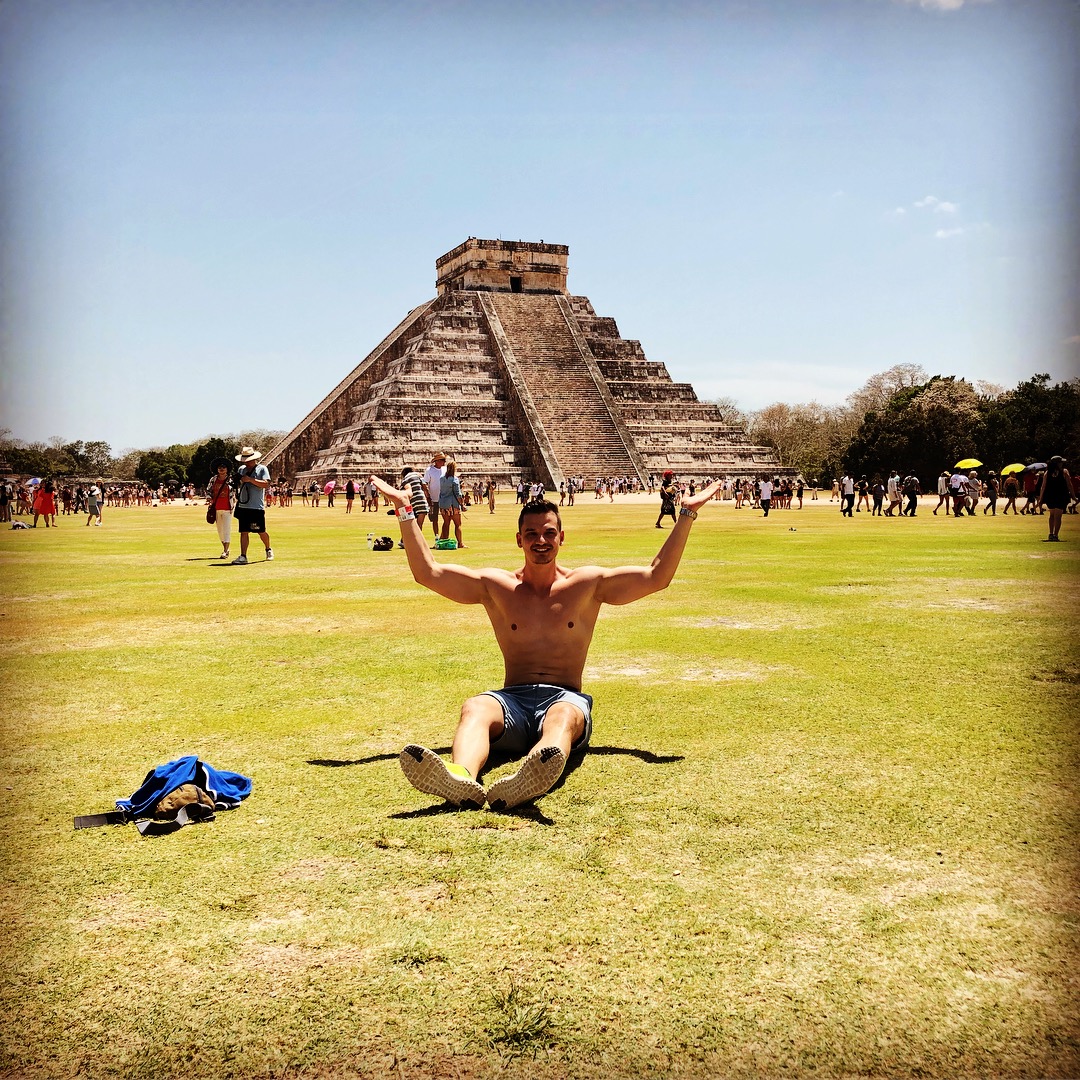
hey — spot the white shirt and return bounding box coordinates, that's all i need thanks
[760,480,773,500]
[423,464,445,503]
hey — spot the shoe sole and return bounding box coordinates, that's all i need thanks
[487,746,566,810]
[399,745,486,809]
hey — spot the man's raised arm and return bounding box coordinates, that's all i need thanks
[596,479,723,606]
[368,475,486,605]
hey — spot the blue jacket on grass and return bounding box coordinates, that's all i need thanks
[117,755,252,818]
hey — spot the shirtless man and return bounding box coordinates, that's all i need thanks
[371,474,723,810]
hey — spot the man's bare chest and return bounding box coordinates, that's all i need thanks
[487,577,599,635]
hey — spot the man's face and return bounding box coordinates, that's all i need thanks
[517,511,563,563]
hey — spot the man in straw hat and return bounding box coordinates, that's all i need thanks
[230,447,273,564]
[370,472,723,811]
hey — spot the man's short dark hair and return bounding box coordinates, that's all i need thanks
[518,499,562,532]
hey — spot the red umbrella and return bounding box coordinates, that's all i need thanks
[323,480,336,493]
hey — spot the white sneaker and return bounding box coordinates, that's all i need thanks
[230,555,248,565]
[399,745,486,809]
[486,746,566,810]
[265,548,274,560]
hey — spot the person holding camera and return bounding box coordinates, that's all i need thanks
[231,446,273,564]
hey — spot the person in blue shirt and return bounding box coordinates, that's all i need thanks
[231,446,273,564]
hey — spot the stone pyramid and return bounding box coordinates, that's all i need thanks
[265,239,784,488]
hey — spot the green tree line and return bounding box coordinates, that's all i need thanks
[739,369,1078,483]
[0,430,285,488]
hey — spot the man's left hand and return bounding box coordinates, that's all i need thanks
[681,479,723,512]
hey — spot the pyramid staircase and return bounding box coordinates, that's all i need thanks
[481,293,646,486]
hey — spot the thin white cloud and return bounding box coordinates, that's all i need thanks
[935,227,965,239]
[895,0,991,11]
[914,195,958,212]
[888,206,906,217]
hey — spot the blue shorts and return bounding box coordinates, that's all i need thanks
[482,684,593,757]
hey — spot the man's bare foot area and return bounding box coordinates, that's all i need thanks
[399,745,486,809]
[487,746,566,810]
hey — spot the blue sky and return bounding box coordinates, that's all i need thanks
[1,0,1076,452]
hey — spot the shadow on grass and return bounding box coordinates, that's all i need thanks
[310,745,683,825]
[385,802,556,826]
[306,746,684,769]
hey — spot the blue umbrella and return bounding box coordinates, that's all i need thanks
[27,477,41,486]
[1023,462,1047,473]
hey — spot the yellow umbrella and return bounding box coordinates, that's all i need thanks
[954,458,982,469]
[1000,463,1025,475]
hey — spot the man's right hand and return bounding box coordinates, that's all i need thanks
[369,475,409,508]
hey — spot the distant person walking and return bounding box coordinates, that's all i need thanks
[655,471,678,528]
[965,471,980,515]
[871,477,885,516]
[902,473,921,516]
[856,475,870,513]
[884,470,901,517]
[840,473,855,517]
[759,476,773,517]
[32,479,57,528]
[1036,456,1074,542]
[1022,470,1040,515]
[86,484,102,526]
[948,472,968,516]
[231,446,273,564]
[206,458,233,559]
[1002,470,1021,514]
[932,471,950,515]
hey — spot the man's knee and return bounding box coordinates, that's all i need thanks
[541,702,585,743]
[458,695,504,737]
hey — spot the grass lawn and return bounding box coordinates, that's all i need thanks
[0,495,1077,1079]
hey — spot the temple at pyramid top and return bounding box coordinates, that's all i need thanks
[265,239,787,488]
[436,238,570,296]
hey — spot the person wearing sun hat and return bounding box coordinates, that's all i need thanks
[424,452,447,542]
[231,446,273,564]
